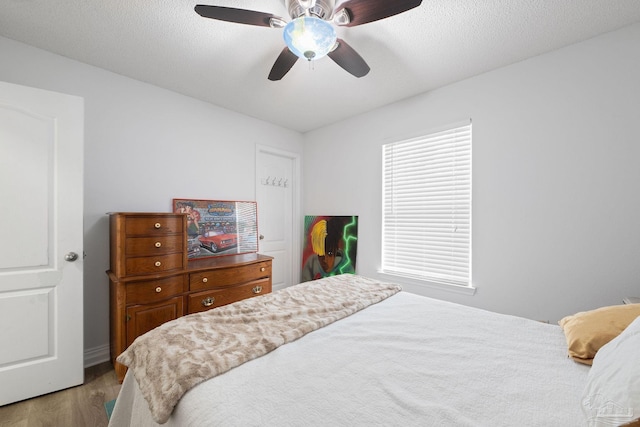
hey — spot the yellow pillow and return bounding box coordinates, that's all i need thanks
[558,304,640,365]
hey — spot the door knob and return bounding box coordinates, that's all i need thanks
[65,252,79,262]
[259,234,264,240]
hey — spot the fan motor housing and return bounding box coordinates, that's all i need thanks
[286,0,335,20]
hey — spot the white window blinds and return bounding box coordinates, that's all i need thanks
[382,122,472,287]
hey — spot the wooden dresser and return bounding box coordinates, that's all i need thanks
[107,212,272,382]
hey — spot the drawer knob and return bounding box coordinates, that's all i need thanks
[154,222,161,229]
[260,267,265,272]
[202,297,215,307]
[155,287,162,293]
[202,277,208,283]
[155,241,162,248]
[252,286,263,294]
[154,261,162,267]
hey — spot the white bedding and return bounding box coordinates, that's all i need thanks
[109,283,590,426]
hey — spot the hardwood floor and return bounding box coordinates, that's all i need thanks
[0,362,121,427]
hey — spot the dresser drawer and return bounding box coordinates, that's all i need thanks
[125,235,184,257]
[126,275,186,305]
[125,216,184,236]
[125,253,184,276]
[189,261,271,291]
[187,278,271,314]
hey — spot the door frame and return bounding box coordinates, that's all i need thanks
[255,144,302,287]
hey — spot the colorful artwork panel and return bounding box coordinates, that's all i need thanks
[301,215,358,282]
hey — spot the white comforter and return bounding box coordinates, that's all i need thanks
[109,285,590,426]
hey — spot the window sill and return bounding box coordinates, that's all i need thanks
[377,271,477,296]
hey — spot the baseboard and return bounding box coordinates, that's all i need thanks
[84,343,110,368]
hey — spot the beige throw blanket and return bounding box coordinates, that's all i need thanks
[117,274,402,424]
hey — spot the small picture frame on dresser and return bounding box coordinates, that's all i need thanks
[172,199,259,259]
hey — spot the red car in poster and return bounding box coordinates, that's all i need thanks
[198,231,238,253]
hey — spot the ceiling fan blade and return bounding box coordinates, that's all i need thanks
[268,47,299,81]
[335,0,422,27]
[327,39,370,78]
[195,5,283,27]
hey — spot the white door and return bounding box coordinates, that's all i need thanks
[0,81,84,405]
[255,145,300,290]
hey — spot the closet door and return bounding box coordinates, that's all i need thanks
[255,145,300,290]
[0,81,84,405]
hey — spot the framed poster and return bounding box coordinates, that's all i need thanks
[301,215,358,282]
[172,199,258,259]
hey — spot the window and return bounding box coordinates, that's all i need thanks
[381,121,472,288]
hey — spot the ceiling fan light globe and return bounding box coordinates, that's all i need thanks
[283,16,337,61]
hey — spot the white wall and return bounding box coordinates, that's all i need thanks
[303,23,640,323]
[2,22,640,363]
[0,36,303,365]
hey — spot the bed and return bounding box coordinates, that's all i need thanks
[107,275,640,427]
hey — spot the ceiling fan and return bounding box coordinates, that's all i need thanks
[195,0,422,81]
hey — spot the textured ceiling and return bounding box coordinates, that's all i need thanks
[1,0,639,132]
